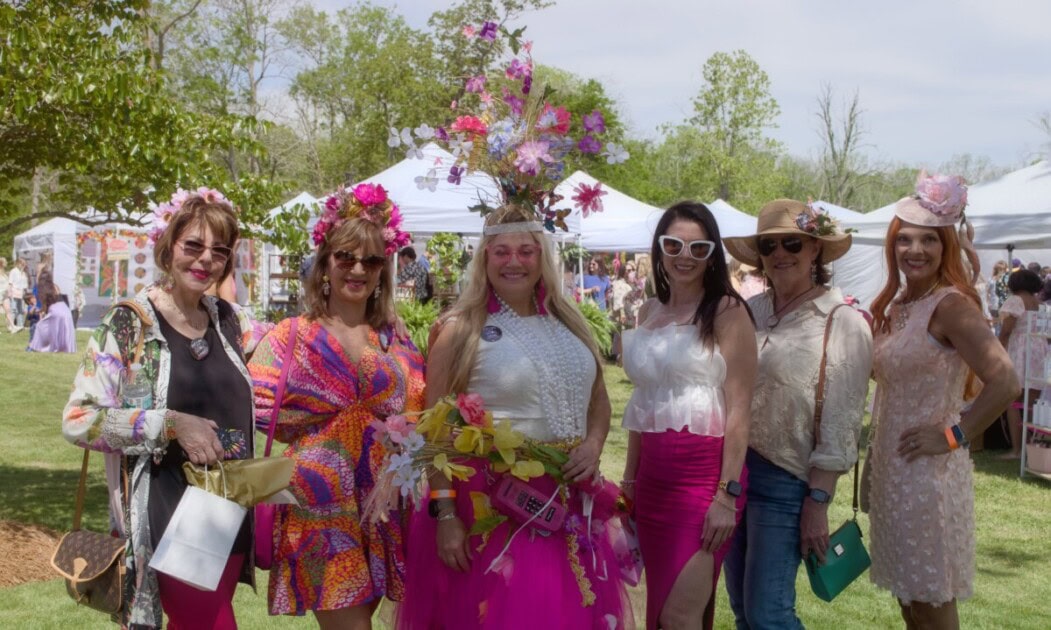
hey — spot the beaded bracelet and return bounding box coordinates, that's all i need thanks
[164,410,178,441]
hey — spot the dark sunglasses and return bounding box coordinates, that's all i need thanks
[757,236,804,257]
[179,239,232,263]
[658,235,715,261]
[333,250,386,271]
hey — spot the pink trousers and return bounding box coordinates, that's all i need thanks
[157,553,245,630]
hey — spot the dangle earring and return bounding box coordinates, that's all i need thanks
[322,275,331,296]
[535,278,549,315]
[160,274,175,292]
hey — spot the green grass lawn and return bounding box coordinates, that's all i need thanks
[1,330,1049,628]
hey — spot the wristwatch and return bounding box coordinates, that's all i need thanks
[807,488,832,504]
[718,479,743,498]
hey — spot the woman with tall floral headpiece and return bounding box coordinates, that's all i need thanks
[396,203,632,628]
[62,188,267,628]
[247,184,424,627]
[867,173,1018,629]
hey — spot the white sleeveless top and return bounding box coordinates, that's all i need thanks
[621,325,727,436]
[468,311,596,441]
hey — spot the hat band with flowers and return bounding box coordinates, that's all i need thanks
[385,20,628,237]
[894,171,967,228]
[313,183,411,256]
[723,199,853,268]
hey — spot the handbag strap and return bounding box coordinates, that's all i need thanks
[811,303,861,519]
[264,316,298,457]
[72,300,151,530]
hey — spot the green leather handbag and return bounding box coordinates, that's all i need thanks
[805,304,871,602]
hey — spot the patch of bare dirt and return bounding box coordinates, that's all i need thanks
[0,520,62,588]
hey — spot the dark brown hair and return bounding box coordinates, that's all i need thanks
[303,218,394,329]
[153,194,240,280]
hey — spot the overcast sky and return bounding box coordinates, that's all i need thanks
[312,0,1051,169]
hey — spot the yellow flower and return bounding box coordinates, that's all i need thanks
[453,425,488,456]
[491,420,524,465]
[470,491,496,521]
[432,453,473,481]
[416,399,454,442]
[508,459,545,481]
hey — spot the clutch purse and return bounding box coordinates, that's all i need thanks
[805,518,871,602]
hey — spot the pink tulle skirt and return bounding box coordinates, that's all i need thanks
[635,431,746,630]
[396,467,634,630]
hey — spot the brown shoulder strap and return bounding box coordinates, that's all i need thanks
[116,299,153,365]
[812,302,862,518]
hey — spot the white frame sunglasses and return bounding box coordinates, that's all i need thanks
[658,235,715,261]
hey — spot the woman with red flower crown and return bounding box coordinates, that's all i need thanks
[248,184,425,628]
[396,204,633,629]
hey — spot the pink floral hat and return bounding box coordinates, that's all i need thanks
[894,171,968,227]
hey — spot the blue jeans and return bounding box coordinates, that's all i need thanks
[724,449,808,630]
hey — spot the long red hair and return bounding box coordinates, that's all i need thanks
[870,217,982,399]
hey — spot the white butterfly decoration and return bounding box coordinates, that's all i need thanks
[387,127,402,148]
[414,168,439,192]
[413,124,435,141]
[405,144,424,160]
[602,142,629,165]
[448,133,474,160]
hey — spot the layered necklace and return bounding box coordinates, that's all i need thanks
[489,294,589,440]
[894,283,941,332]
[159,290,211,360]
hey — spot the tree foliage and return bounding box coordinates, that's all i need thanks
[0,0,279,236]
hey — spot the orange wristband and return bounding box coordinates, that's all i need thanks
[945,426,959,450]
[429,489,456,500]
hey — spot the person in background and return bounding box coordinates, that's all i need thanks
[722,199,872,629]
[9,258,28,329]
[621,201,756,629]
[249,185,425,628]
[63,188,263,628]
[71,283,86,329]
[997,268,1048,459]
[0,257,14,333]
[1027,262,1042,278]
[610,263,634,328]
[397,246,431,303]
[28,269,77,353]
[582,256,611,310]
[24,294,41,344]
[867,174,1018,630]
[988,260,1008,319]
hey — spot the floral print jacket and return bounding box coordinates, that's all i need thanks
[62,287,268,628]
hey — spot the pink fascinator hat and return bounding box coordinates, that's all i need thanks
[894,170,968,227]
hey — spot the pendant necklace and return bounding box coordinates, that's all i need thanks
[762,285,820,349]
[162,291,210,360]
[895,283,940,332]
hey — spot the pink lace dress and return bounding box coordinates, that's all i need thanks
[1000,295,1049,388]
[869,287,975,604]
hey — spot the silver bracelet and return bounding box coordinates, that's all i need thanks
[436,510,458,522]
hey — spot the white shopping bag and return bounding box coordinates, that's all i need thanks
[149,465,247,591]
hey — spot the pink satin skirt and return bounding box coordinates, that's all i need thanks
[635,431,746,630]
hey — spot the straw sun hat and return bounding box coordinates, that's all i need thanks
[723,199,852,268]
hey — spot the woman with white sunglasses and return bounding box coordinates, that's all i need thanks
[620,201,757,629]
[722,199,873,628]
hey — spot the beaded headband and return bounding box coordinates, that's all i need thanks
[482,221,544,236]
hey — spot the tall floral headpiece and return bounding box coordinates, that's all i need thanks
[148,187,233,245]
[313,183,411,255]
[387,21,628,236]
[894,171,968,227]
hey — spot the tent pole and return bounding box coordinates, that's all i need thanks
[576,234,584,299]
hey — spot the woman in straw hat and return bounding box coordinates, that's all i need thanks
[722,199,873,629]
[867,174,1017,629]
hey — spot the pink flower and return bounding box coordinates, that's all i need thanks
[505,58,531,80]
[916,172,968,217]
[387,204,403,230]
[456,393,487,427]
[450,115,488,136]
[353,183,388,207]
[571,182,607,217]
[462,24,476,38]
[480,91,493,105]
[465,75,487,93]
[513,140,553,175]
[536,104,571,135]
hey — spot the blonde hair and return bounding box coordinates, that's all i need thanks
[303,217,395,329]
[441,205,603,393]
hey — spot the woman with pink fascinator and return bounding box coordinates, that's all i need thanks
[867,173,1018,629]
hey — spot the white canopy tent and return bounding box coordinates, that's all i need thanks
[261,192,321,314]
[834,161,1051,307]
[13,217,80,297]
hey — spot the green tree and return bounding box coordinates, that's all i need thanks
[689,50,783,203]
[0,0,278,236]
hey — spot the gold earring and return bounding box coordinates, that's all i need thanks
[322,275,330,296]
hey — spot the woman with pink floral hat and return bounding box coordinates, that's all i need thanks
[867,173,1018,629]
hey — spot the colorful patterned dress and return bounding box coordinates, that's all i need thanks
[249,317,425,615]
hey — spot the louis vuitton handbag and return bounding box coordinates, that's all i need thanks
[804,304,871,602]
[49,449,127,615]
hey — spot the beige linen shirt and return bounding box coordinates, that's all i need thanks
[748,288,873,481]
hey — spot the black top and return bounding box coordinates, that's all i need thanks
[147,300,253,553]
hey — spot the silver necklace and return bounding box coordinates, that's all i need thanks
[490,295,588,440]
[160,290,210,360]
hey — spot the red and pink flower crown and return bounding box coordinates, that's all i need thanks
[148,187,234,245]
[313,183,411,255]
